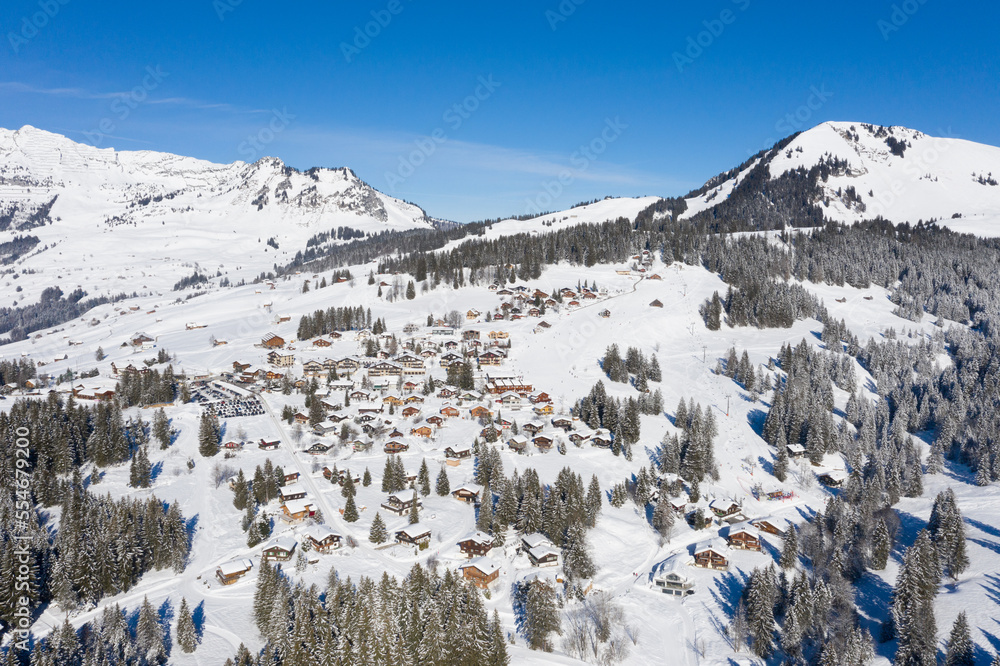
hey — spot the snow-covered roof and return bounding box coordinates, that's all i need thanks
[653,554,694,579]
[301,524,339,542]
[522,533,550,548]
[728,522,760,539]
[283,499,314,514]
[398,523,431,538]
[264,536,297,552]
[529,545,559,560]
[461,557,501,576]
[693,538,730,556]
[217,558,253,576]
[460,530,492,545]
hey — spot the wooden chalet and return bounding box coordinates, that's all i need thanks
[440,405,460,418]
[818,470,848,488]
[708,499,742,519]
[425,415,444,427]
[262,333,285,349]
[278,485,307,502]
[384,441,409,454]
[649,299,664,308]
[460,558,501,589]
[445,445,472,459]
[532,435,554,450]
[396,524,431,546]
[751,516,790,537]
[382,492,422,516]
[312,338,332,347]
[727,523,763,552]
[302,525,341,553]
[522,421,544,435]
[692,539,730,571]
[307,441,331,455]
[452,485,482,503]
[507,435,528,452]
[458,532,494,557]
[216,558,253,585]
[786,443,806,459]
[401,406,421,418]
[262,537,297,562]
[551,416,573,431]
[259,439,280,450]
[410,425,433,438]
[469,405,492,419]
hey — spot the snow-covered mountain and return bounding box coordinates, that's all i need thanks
[682,121,1000,230]
[0,125,433,308]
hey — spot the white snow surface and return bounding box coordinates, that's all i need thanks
[683,121,1000,235]
[0,125,432,308]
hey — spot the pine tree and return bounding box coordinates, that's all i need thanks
[773,444,789,482]
[871,519,891,570]
[369,512,388,544]
[418,459,431,496]
[343,495,359,522]
[652,500,675,542]
[129,444,152,488]
[779,525,798,569]
[524,581,560,651]
[892,530,940,666]
[363,467,372,487]
[944,612,974,666]
[585,475,602,527]
[198,412,219,457]
[745,566,777,659]
[436,467,450,496]
[408,490,420,525]
[176,596,198,653]
[477,483,494,532]
[152,408,170,449]
[136,595,166,664]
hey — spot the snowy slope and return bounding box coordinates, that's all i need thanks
[682,121,1000,232]
[0,125,433,308]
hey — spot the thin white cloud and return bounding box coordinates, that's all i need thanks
[291,126,672,189]
[0,81,269,114]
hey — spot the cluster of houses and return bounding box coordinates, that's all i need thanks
[649,496,794,597]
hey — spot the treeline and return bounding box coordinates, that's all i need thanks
[0,234,40,265]
[240,561,508,666]
[172,270,209,291]
[658,398,719,485]
[0,286,132,344]
[574,381,645,458]
[115,365,178,407]
[296,306,373,340]
[0,358,35,388]
[600,344,661,390]
[0,398,189,631]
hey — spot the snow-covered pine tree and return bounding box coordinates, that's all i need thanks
[343,495,359,522]
[435,467,450,496]
[418,459,431,496]
[176,596,198,653]
[136,595,166,664]
[944,611,974,666]
[369,512,388,544]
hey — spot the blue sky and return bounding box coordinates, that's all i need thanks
[1,1,998,222]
